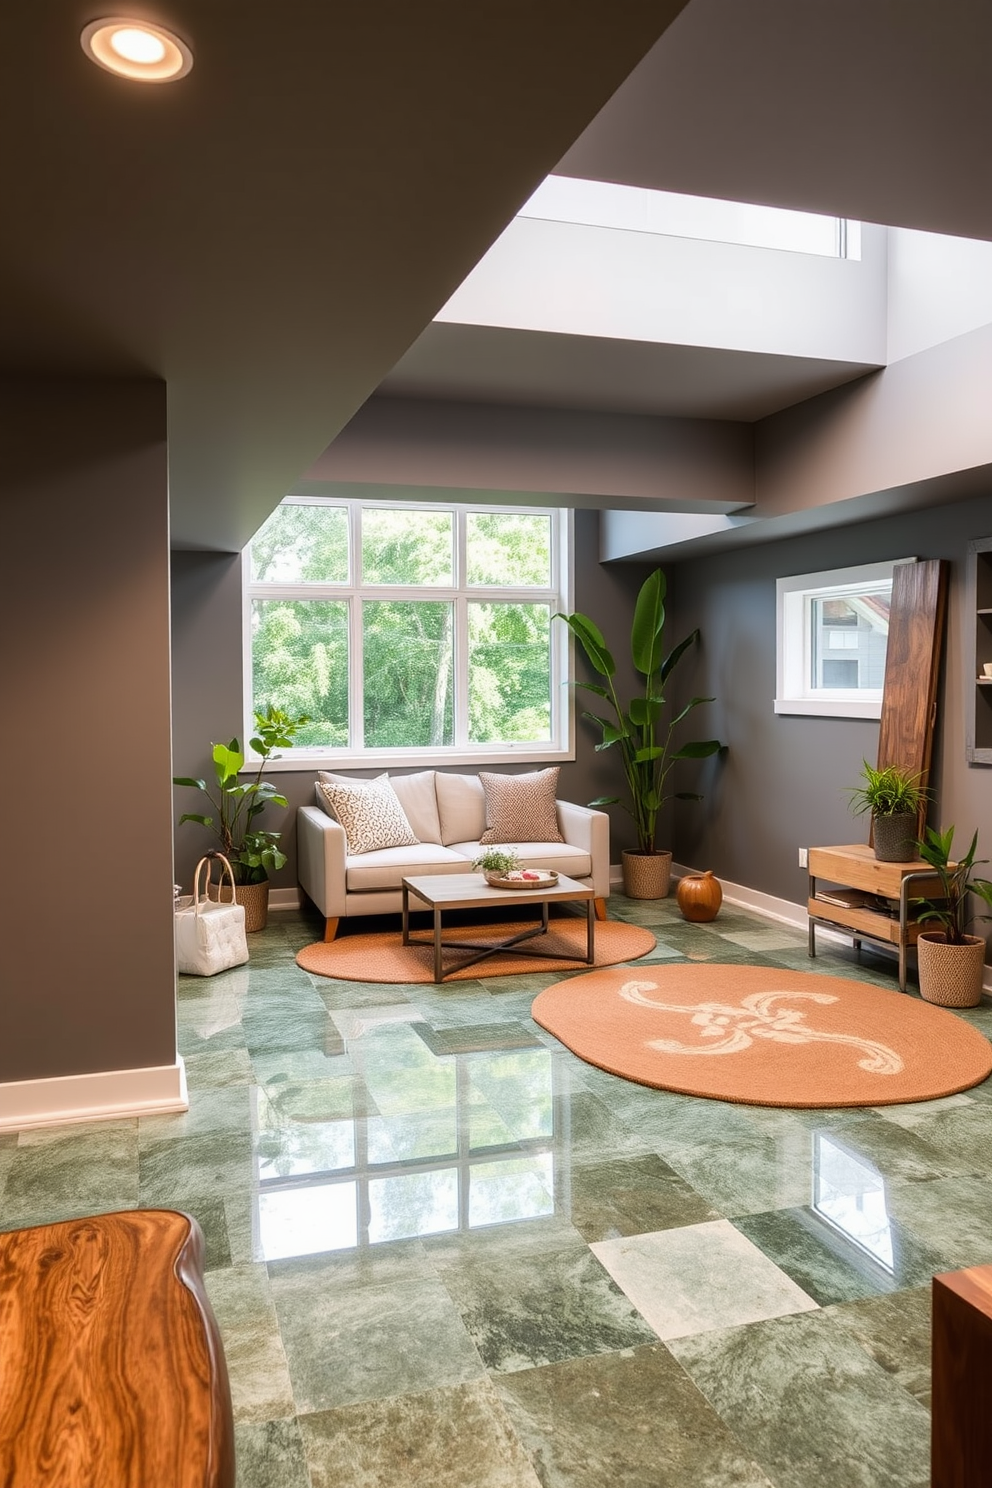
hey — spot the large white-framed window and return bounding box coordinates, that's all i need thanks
[244,496,573,767]
[775,558,915,719]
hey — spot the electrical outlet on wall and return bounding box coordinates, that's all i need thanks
[798,847,808,869]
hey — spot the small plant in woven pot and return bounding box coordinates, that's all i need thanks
[174,705,310,884]
[913,825,992,1007]
[847,761,927,863]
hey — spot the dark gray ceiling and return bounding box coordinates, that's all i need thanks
[560,0,992,243]
[0,1,684,550]
[375,0,992,453]
[6,0,990,552]
[380,322,877,423]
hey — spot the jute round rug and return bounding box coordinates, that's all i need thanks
[531,963,992,1107]
[297,919,655,984]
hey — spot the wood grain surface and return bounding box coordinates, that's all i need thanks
[0,1209,234,1488]
[877,557,948,812]
[932,1265,992,1488]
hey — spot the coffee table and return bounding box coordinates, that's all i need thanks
[401,872,596,982]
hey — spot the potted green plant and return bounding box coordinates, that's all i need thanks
[847,760,927,862]
[556,569,723,899]
[472,847,522,885]
[173,704,309,931]
[912,825,992,1007]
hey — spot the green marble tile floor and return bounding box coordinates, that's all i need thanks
[2,894,990,1487]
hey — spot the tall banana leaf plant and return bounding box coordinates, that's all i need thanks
[556,569,723,858]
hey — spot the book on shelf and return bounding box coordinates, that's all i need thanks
[813,887,899,916]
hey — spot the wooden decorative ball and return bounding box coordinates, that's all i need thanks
[676,869,723,922]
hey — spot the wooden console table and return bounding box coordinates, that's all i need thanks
[932,1264,992,1487]
[807,844,944,993]
[0,1209,234,1488]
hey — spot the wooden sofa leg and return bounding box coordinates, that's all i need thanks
[323,917,340,943]
[594,897,608,921]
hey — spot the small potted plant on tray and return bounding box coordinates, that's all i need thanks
[473,848,521,885]
[173,704,309,931]
[847,760,927,862]
[912,825,992,1007]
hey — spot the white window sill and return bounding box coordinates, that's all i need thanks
[248,745,575,773]
[774,698,882,720]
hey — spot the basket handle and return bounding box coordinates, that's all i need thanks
[191,852,238,910]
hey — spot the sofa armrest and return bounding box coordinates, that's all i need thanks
[556,800,611,899]
[297,806,348,917]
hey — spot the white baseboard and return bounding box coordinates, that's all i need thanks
[269,887,302,911]
[613,861,992,998]
[0,1058,188,1134]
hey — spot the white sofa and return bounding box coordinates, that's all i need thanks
[297,769,610,940]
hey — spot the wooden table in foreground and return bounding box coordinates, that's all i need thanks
[402,871,596,982]
[933,1264,992,1488]
[0,1209,234,1488]
[807,843,945,993]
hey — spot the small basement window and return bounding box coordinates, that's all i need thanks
[775,559,915,718]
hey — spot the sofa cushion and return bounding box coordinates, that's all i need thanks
[318,769,442,846]
[317,775,418,855]
[479,767,563,844]
[435,772,486,846]
[387,771,443,845]
[344,844,469,893]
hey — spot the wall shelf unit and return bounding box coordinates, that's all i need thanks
[966,536,992,765]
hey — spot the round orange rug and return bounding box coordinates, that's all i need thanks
[531,964,992,1107]
[297,919,655,984]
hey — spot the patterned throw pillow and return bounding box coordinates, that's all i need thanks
[478,767,563,844]
[317,775,419,855]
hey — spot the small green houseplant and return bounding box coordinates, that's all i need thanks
[847,761,927,862]
[174,705,309,926]
[472,848,521,878]
[556,568,723,899]
[912,825,992,1006]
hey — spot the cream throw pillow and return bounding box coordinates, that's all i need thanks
[479,767,563,844]
[317,774,419,855]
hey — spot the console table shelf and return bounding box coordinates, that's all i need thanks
[807,843,944,993]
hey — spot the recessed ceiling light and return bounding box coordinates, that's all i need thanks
[80,17,193,82]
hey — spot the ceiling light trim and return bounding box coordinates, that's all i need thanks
[80,17,193,82]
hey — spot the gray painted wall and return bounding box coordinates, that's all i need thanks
[171,552,246,892]
[664,491,992,956]
[1,379,177,1083]
[169,510,651,893]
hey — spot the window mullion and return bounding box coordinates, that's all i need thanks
[454,594,469,748]
[350,509,364,749]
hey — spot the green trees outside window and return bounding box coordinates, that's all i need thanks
[246,499,566,755]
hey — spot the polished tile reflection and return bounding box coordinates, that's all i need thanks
[2,897,990,1487]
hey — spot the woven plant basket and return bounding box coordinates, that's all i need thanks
[622,849,672,900]
[916,932,986,1008]
[872,812,918,863]
[208,878,270,933]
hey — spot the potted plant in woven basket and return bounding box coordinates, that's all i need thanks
[556,569,723,899]
[174,704,309,931]
[847,761,928,863]
[912,825,992,1007]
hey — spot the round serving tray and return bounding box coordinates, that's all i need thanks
[485,871,559,890]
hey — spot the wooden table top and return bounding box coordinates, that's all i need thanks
[0,1209,234,1488]
[402,871,593,910]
